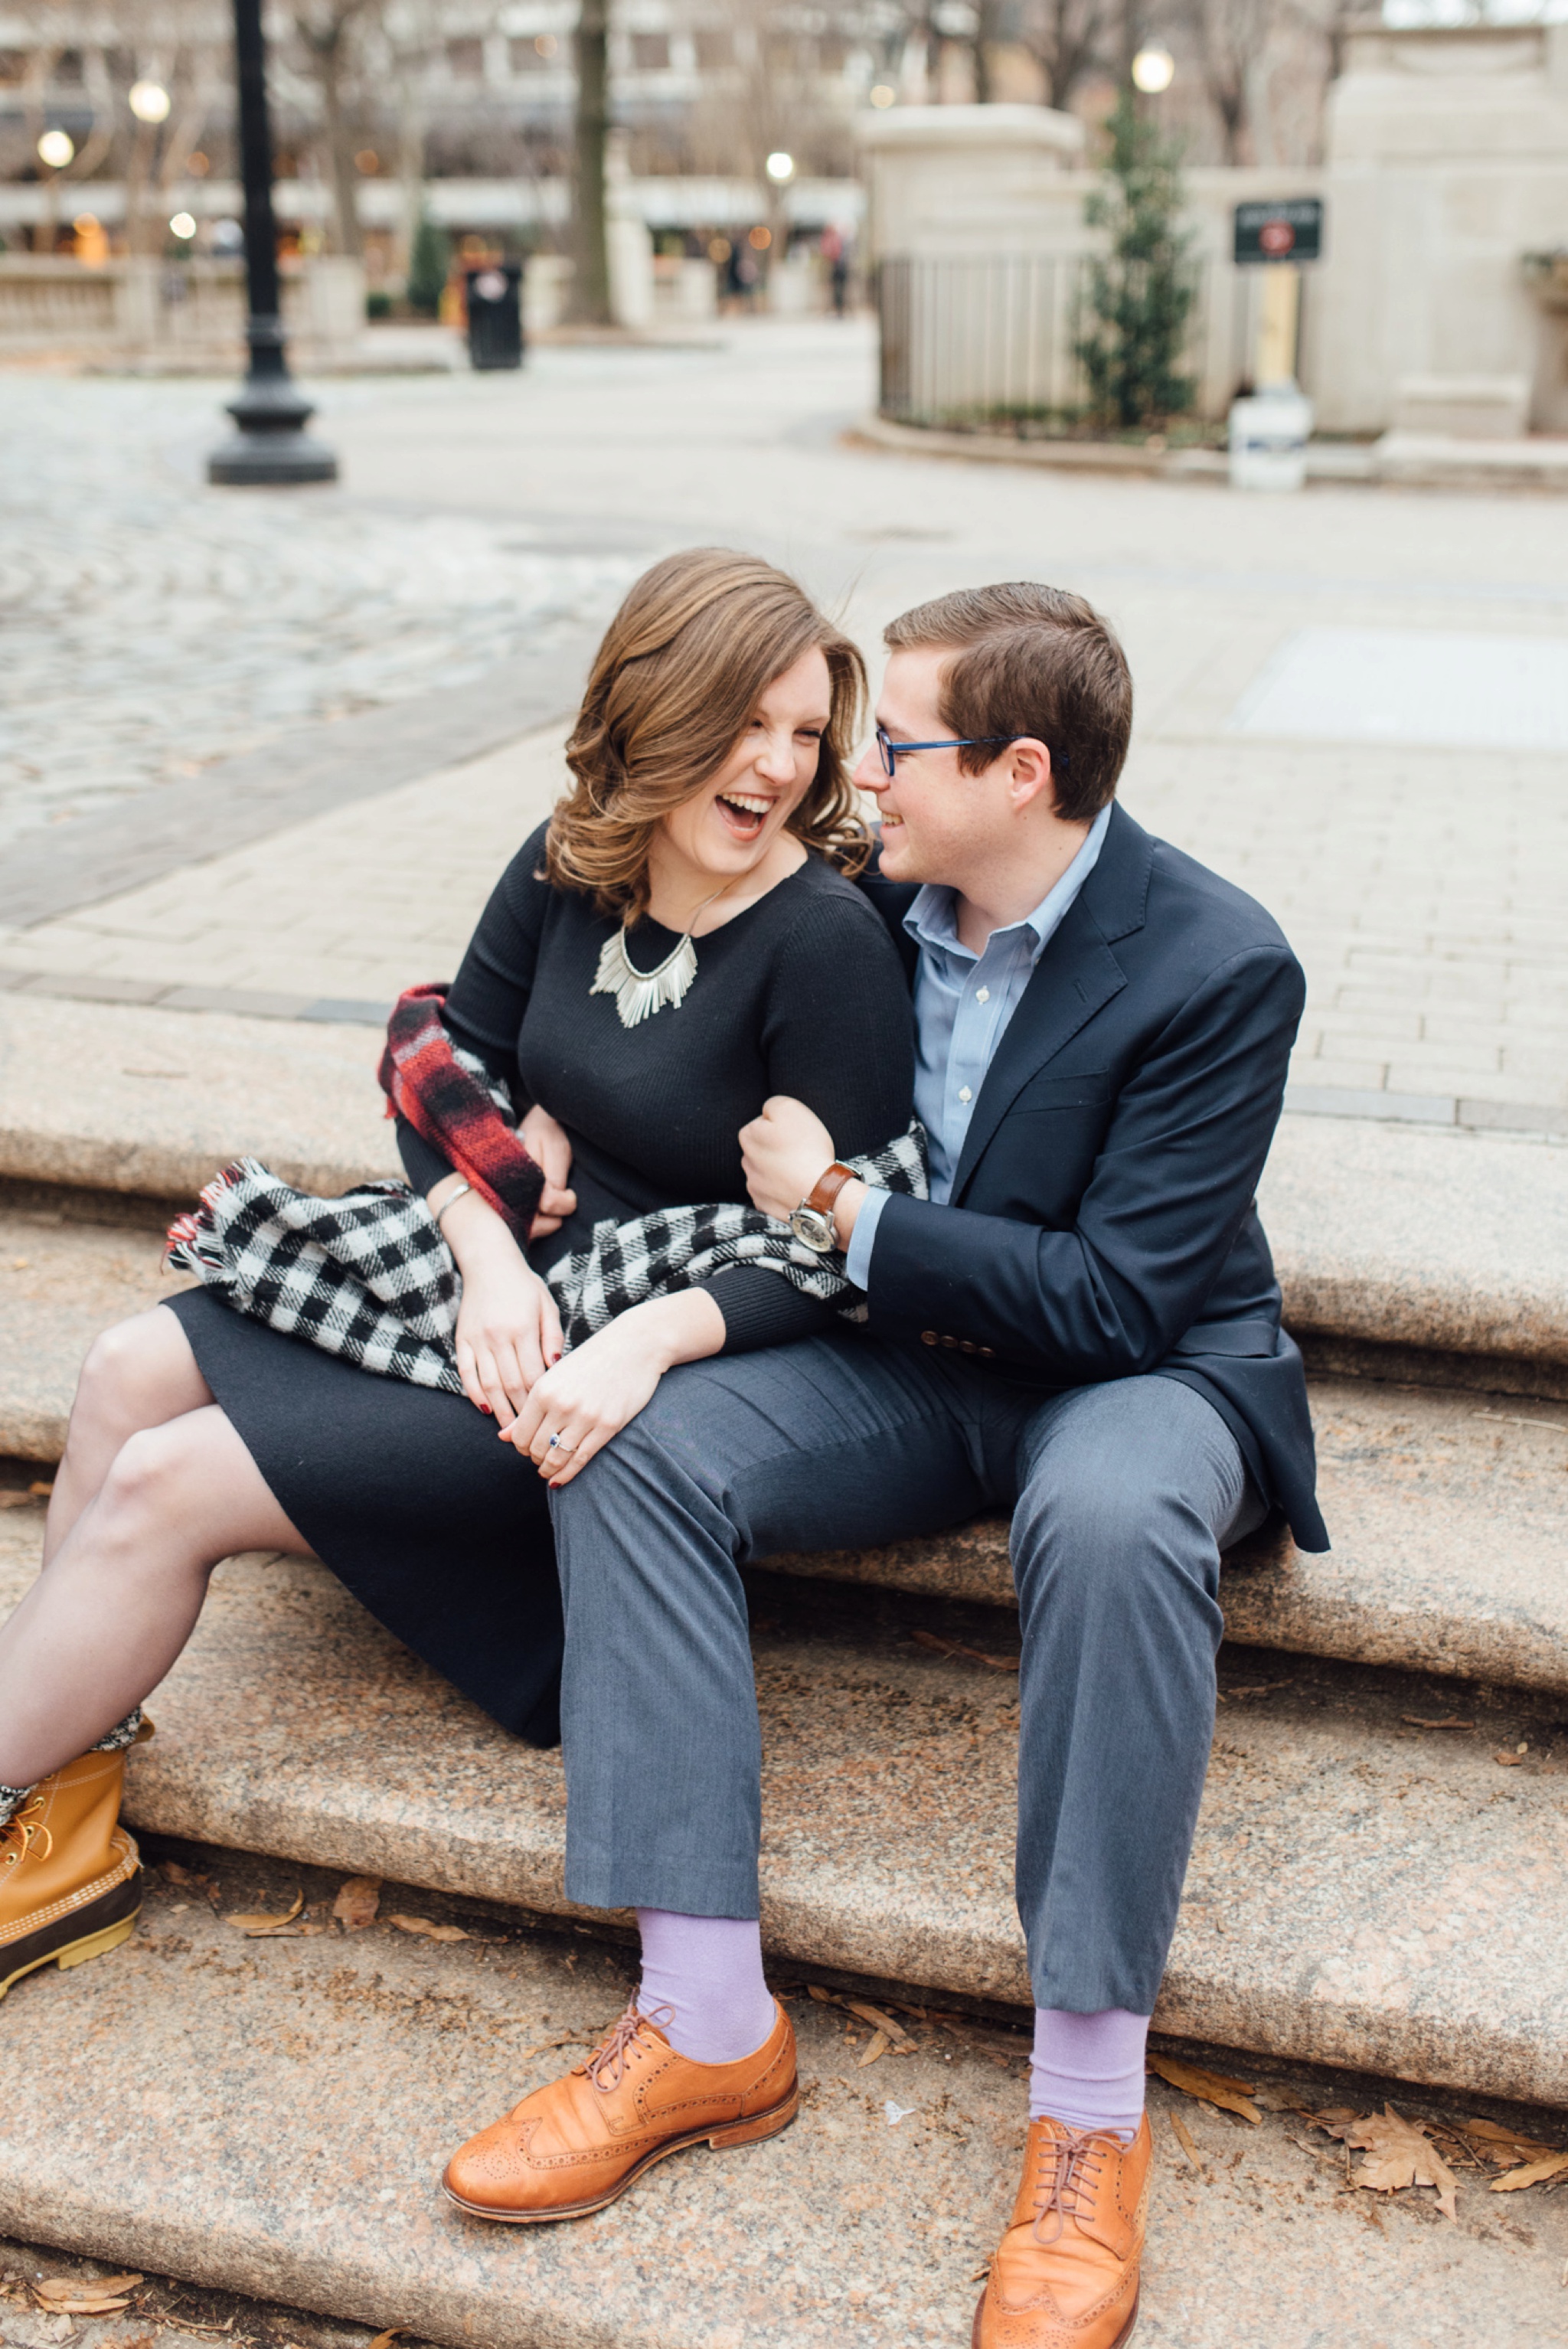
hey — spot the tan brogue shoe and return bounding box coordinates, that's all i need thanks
[0,1728,152,2004]
[443,1995,798,2223]
[973,2113,1151,2349]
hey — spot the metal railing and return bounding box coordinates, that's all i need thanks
[877,252,1235,431]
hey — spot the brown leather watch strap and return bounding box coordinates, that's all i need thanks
[805,1161,858,1217]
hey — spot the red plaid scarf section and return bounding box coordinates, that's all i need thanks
[377,982,544,1237]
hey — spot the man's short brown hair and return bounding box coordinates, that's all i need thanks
[884,583,1132,822]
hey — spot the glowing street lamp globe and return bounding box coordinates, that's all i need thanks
[169,212,198,239]
[1131,46,1175,93]
[766,151,795,183]
[129,80,172,123]
[37,129,75,168]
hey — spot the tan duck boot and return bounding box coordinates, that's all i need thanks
[0,1722,151,2003]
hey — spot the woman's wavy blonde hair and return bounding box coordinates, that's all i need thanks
[546,547,870,922]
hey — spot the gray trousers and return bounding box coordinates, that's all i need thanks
[551,1336,1264,2015]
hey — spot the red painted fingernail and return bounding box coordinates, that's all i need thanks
[550,1352,563,1365]
[481,1403,492,1415]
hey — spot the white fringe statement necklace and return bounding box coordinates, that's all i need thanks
[591,884,733,1030]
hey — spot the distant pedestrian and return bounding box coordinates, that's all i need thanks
[821,224,851,315]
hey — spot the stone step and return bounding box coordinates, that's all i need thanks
[8,1196,1565,1698]
[0,1188,184,1461]
[4,1504,1565,2110]
[3,987,1566,1382]
[7,1844,1565,2349]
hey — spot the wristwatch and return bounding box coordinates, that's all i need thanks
[789,1161,857,1254]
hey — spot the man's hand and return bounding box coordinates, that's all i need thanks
[502,1290,725,1485]
[521,1103,577,1239]
[739,1096,839,1222]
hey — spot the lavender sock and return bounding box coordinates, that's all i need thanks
[1029,2008,1150,2142]
[635,1909,776,2066]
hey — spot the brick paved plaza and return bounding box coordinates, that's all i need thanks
[2,317,1564,1132]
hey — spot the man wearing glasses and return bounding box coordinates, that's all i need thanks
[445,583,1325,2349]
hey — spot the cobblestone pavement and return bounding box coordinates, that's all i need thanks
[0,372,645,856]
[2,321,1566,1119]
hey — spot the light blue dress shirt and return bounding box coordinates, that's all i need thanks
[844,802,1112,1289]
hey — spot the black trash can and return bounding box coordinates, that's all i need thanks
[465,262,524,370]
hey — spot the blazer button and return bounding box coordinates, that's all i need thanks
[941,1334,958,1348]
[959,1340,976,1353]
[979,1345,995,1357]
[920,1330,939,1346]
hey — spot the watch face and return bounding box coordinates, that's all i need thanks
[789,1204,836,1253]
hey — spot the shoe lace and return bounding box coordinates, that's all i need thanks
[580,1998,674,2095]
[0,1794,50,1870]
[1030,2127,1110,2246]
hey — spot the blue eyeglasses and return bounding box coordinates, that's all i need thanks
[874,727,1067,778]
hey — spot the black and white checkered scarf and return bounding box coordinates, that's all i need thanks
[165,1125,928,1394]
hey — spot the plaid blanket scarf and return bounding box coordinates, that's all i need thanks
[165,983,928,1393]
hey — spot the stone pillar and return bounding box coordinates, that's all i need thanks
[1311,21,1568,436]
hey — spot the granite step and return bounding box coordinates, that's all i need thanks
[0,1187,185,1461]
[3,1503,1566,2110]
[3,985,1566,1388]
[7,1196,1565,1698]
[7,1845,1566,2349]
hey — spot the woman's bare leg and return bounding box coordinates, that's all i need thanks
[0,1403,307,1787]
[44,1305,214,1566]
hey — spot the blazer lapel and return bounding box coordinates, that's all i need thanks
[948,805,1155,1203]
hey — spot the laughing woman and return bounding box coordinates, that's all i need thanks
[0,549,915,2000]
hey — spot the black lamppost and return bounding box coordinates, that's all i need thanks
[208,0,337,484]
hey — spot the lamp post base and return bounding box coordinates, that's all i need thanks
[207,430,338,485]
[207,329,338,486]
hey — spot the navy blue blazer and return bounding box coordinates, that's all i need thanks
[858,800,1328,1553]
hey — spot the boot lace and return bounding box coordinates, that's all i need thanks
[581,1998,674,2094]
[1030,2127,1111,2246]
[0,1794,51,1870]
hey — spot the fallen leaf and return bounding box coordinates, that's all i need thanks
[855,2029,890,2067]
[1333,2104,1459,2221]
[1452,2117,1564,2163]
[1148,2054,1262,2125]
[387,1913,469,1942]
[160,1861,211,1891]
[807,1983,834,2004]
[28,1479,53,1497]
[844,1998,914,2048]
[910,1628,1019,1672]
[222,1889,304,1936]
[32,2274,142,2315]
[1168,2111,1205,2171]
[1401,1716,1475,1730]
[367,2334,403,2348]
[332,1874,382,1932]
[1494,1749,1525,1767]
[1491,2153,1568,2193]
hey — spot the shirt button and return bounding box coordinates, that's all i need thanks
[921,1330,939,1346]
[975,987,990,1003]
[958,1085,972,1103]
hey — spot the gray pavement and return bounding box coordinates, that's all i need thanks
[2,319,1566,1120]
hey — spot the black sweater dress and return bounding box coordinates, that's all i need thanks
[168,824,916,1745]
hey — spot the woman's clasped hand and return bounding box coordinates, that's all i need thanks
[500,1286,727,1487]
